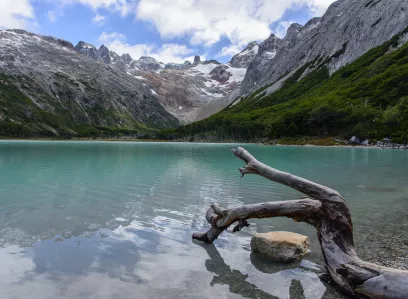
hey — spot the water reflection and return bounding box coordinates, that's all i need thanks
[198,242,278,298]
[0,141,406,298]
[197,242,335,299]
[0,216,332,299]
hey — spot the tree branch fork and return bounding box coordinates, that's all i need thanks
[193,147,408,299]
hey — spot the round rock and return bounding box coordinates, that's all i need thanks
[251,232,310,262]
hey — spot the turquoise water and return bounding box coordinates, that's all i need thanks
[0,141,407,299]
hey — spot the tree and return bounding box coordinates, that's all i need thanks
[383,105,400,127]
[193,148,408,299]
[308,105,343,136]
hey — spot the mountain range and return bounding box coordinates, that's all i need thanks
[74,38,261,124]
[0,0,407,140]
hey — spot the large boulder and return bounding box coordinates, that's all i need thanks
[349,136,361,145]
[361,139,369,146]
[251,232,310,262]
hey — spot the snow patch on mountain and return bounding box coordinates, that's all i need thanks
[192,63,219,75]
[241,0,408,96]
[75,40,260,124]
[228,67,247,83]
[239,45,259,57]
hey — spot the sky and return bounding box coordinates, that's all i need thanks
[0,0,336,63]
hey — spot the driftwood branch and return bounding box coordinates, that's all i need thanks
[193,147,408,299]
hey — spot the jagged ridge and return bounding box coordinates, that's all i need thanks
[75,40,261,124]
[0,29,179,137]
[241,0,408,96]
[157,25,408,142]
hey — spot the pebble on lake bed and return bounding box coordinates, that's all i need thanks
[251,232,310,262]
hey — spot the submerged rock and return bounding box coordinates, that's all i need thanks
[251,232,310,262]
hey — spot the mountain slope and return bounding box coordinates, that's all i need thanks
[0,29,178,137]
[75,41,260,124]
[158,27,408,143]
[241,0,408,97]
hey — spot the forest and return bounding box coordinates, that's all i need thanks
[157,28,408,144]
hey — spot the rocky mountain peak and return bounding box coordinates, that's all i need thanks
[246,41,259,50]
[229,41,259,68]
[137,56,162,71]
[0,29,179,135]
[75,41,96,50]
[164,61,192,70]
[286,23,303,36]
[256,34,283,61]
[193,55,201,65]
[121,53,133,65]
[75,41,98,60]
[240,0,408,96]
[283,23,303,48]
[97,45,111,64]
[202,59,221,65]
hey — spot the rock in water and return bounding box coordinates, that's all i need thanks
[251,232,310,262]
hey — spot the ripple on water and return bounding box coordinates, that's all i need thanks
[0,141,406,298]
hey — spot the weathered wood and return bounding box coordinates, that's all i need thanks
[193,147,408,299]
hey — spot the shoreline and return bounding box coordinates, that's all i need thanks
[0,137,406,149]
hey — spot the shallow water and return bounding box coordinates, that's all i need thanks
[0,141,407,299]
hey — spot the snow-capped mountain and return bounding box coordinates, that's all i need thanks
[75,40,259,123]
[229,42,259,68]
[240,0,408,97]
[0,29,178,135]
[1,0,406,135]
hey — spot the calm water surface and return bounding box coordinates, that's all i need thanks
[0,141,407,299]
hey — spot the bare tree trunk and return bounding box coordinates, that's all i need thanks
[193,147,408,299]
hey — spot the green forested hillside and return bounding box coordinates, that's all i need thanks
[158,29,408,143]
[0,74,153,138]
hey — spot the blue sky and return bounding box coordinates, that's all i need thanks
[0,0,335,63]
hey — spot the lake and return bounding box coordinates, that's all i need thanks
[0,141,407,299]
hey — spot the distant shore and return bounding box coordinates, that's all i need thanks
[1,136,406,149]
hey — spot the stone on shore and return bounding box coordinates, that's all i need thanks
[251,232,310,262]
[349,136,361,145]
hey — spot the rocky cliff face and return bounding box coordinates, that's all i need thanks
[75,42,256,123]
[229,42,259,68]
[241,0,408,96]
[0,29,178,135]
[2,0,400,134]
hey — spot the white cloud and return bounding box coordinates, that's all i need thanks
[219,44,242,57]
[92,13,107,24]
[98,31,195,63]
[0,0,35,29]
[36,0,336,60]
[99,31,126,43]
[47,10,57,22]
[38,0,135,25]
[151,43,194,63]
[99,0,335,61]
[136,0,336,50]
[307,0,336,16]
[61,0,132,15]
[136,0,270,48]
[273,20,296,39]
